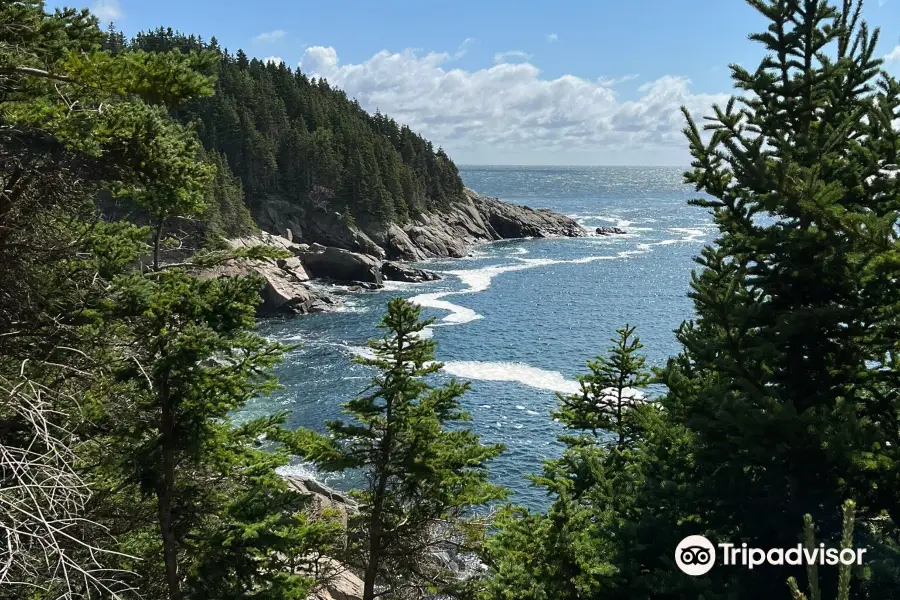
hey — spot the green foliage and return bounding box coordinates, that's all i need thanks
[0,3,341,597]
[484,3,900,598]
[479,326,654,600]
[93,271,341,599]
[123,28,465,223]
[287,298,506,600]
[202,148,256,239]
[787,500,858,600]
[554,324,652,449]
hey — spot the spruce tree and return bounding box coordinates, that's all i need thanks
[485,1,900,598]
[654,0,900,595]
[480,327,654,600]
[554,324,651,449]
[289,298,507,600]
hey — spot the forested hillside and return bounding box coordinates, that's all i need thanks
[108,27,465,227]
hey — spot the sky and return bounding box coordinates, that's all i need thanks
[76,0,900,165]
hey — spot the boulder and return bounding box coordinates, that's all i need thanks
[306,560,363,600]
[381,261,441,283]
[473,193,584,239]
[276,255,310,280]
[196,259,337,317]
[299,246,383,284]
[283,475,357,530]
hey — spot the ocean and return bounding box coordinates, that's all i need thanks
[243,165,715,510]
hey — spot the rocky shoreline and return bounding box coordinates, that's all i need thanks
[203,188,620,317]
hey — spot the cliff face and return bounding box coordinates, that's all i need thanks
[209,192,586,317]
[254,188,586,261]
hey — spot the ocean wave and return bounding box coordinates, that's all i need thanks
[380,280,431,292]
[275,462,349,490]
[332,299,369,314]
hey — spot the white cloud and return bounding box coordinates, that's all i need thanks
[299,46,729,164]
[883,45,900,62]
[494,50,532,64]
[255,30,287,43]
[597,74,640,87]
[92,0,122,22]
[546,33,559,43]
[263,56,284,65]
[453,38,475,60]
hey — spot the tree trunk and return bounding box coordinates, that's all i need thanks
[362,493,384,600]
[153,214,166,271]
[156,377,181,600]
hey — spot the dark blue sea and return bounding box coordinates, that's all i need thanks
[242,166,715,510]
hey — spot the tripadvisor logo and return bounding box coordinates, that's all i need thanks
[675,535,867,576]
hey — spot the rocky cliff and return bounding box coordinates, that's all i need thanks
[202,190,588,316]
[255,188,586,261]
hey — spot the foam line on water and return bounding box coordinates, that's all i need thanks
[410,291,483,324]
[571,214,634,229]
[410,225,710,330]
[441,361,581,395]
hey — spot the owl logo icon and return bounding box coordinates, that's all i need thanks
[675,535,716,576]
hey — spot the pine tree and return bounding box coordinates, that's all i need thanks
[129,27,467,226]
[288,298,507,600]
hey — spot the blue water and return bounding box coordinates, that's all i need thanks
[244,166,714,510]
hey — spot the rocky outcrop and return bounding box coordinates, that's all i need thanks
[284,475,357,529]
[211,190,585,317]
[595,226,627,236]
[298,244,383,284]
[254,188,586,261]
[381,261,441,283]
[282,476,363,600]
[197,232,339,317]
[474,194,584,240]
[306,559,363,600]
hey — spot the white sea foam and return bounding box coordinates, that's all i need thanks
[413,253,632,326]
[409,291,483,324]
[572,214,633,229]
[441,361,581,395]
[335,343,377,360]
[275,461,326,481]
[380,280,429,292]
[332,299,369,314]
[654,227,706,246]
